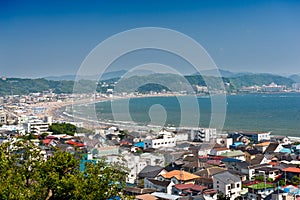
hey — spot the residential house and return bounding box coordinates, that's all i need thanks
[264,143,283,154]
[271,136,291,145]
[213,171,242,200]
[157,170,200,185]
[245,149,261,162]
[210,147,230,156]
[172,183,207,196]
[138,165,166,186]
[248,154,269,165]
[254,142,271,153]
[219,150,245,161]
[282,167,300,179]
[216,137,233,149]
[228,131,271,143]
[195,167,227,178]
[198,143,215,156]
[255,167,281,181]
[144,130,176,149]
[144,178,174,194]
[135,194,158,200]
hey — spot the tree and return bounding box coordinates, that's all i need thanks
[0,140,131,199]
[279,179,286,186]
[291,176,300,185]
[48,123,77,136]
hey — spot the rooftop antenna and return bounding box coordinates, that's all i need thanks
[180,168,184,184]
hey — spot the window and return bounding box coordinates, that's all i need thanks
[227,185,231,190]
[237,183,240,188]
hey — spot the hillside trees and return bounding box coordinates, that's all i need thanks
[0,140,129,200]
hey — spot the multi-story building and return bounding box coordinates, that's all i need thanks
[261,82,286,92]
[144,130,176,149]
[0,112,6,125]
[191,128,217,142]
[24,120,50,134]
[228,131,271,143]
[213,171,242,200]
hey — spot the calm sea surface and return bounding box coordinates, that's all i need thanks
[95,93,300,136]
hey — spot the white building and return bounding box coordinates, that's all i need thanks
[261,82,286,92]
[0,125,25,135]
[144,130,176,149]
[213,171,242,200]
[24,120,50,134]
[106,152,165,184]
[292,83,300,91]
[0,112,6,125]
[191,128,217,142]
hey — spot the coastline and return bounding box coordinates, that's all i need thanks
[33,92,300,136]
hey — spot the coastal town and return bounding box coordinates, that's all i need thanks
[1,90,300,200]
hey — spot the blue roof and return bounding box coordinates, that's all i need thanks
[108,196,121,200]
[233,142,244,146]
[221,157,242,163]
[134,141,144,148]
[280,148,292,153]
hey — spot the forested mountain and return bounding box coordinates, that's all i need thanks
[0,73,296,96]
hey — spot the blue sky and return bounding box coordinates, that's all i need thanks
[0,0,299,78]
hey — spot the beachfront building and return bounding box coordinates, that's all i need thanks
[261,82,286,92]
[228,131,271,143]
[144,130,176,149]
[191,128,217,142]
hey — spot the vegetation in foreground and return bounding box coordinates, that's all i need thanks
[0,140,130,200]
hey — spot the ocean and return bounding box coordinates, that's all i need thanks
[94,93,300,136]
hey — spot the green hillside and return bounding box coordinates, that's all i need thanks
[0,73,295,96]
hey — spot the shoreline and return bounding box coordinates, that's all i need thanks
[31,92,300,136]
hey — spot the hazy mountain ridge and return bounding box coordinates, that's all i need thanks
[0,72,297,95]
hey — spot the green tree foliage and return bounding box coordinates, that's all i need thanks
[48,123,77,136]
[254,175,264,181]
[279,179,286,186]
[0,140,129,200]
[291,175,300,185]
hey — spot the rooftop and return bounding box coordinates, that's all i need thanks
[219,150,245,157]
[282,167,300,173]
[161,170,200,181]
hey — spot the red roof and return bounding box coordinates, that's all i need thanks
[66,140,85,147]
[43,139,52,145]
[282,167,300,173]
[174,184,207,191]
[46,135,58,139]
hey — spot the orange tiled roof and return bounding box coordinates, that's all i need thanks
[161,170,200,181]
[255,142,271,147]
[282,167,300,173]
[136,194,158,200]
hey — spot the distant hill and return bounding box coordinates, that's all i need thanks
[192,69,253,78]
[0,73,296,96]
[44,70,127,81]
[289,74,300,83]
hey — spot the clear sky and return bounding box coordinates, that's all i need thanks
[0,0,299,78]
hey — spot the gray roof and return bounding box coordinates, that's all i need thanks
[265,143,280,153]
[138,165,164,178]
[248,154,265,165]
[213,171,241,183]
[236,161,250,169]
[147,178,171,187]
